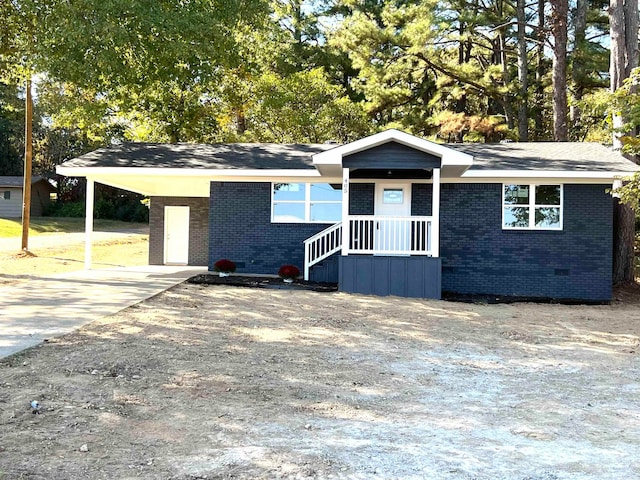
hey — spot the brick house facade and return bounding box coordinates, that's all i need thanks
[58,130,638,302]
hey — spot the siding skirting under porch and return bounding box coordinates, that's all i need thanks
[339,255,442,299]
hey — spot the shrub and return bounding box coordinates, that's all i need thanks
[44,199,149,222]
[278,264,300,280]
[213,259,236,273]
[44,201,85,217]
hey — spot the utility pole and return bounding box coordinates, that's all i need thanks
[21,76,33,251]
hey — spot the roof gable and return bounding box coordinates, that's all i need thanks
[343,141,441,170]
[0,176,53,188]
[313,129,473,177]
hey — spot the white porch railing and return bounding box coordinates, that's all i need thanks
[348,215,432,255]
[303,215,433,280]
[304,222,343,280]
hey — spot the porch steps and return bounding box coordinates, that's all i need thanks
[303,222,343,280]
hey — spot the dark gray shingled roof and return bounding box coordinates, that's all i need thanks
[0,176,50,187]
[59,140,639,173]
[448,142,639,172]
[62,142,336,169]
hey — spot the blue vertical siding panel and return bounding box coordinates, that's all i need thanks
[406,260,425,297]
[373,259,390,296]
[339,256,442,299]
[353,258,373,294]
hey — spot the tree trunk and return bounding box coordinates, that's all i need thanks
[610,0,638,284]
[551,0,569,141]
[534,0,546,139]
[570,0,587,134]
[610,0,627,150]
[613,197,636,284]
[498,30,515,130]
[516,0,528,141]
[235,109,246,135]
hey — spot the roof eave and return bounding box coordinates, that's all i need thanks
[56,165,323,178]
[461,169,637,180]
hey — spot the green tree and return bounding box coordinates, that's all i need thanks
[0,80,23,175]
[1,0,269,144]
[244,68,372,143]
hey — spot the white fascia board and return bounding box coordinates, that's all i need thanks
[460,169,635,180]
[312,129,473,170]
[56,166,323,178]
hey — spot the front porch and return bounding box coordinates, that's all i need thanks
[303,213,443,299]
[303,163,443,298]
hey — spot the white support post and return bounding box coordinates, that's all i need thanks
[341,168,350,255]
[85,178,95,270]
[304,241,310,281]
[432,168,440,258]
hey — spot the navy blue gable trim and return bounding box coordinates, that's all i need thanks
[342,142,441,170]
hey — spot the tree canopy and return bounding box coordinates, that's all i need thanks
[0,0,634,173]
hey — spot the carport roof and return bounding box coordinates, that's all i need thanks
[63,142,335,170]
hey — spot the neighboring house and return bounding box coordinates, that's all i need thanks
[0,176,56,218]
[57,130,639,302]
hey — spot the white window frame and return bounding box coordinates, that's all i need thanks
[271,182,342,224]
[2,191,10,200]
[502,183,563,230]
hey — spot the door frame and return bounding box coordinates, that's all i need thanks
[374,182,412,254]
[164,205,190,265]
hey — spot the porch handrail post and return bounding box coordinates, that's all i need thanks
[304,241,310,281]
[432,168,440,257]
[341,167,349,255]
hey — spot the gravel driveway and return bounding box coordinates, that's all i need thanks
[1,284,639,479]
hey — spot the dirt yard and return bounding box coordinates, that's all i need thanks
[1,284,639,479]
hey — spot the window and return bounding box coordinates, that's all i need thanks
[383,188,403,204]
[272,183,342,223]
[503,184,562,230]
[2,191,9,200]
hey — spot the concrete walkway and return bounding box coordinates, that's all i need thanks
[0,266,206,359]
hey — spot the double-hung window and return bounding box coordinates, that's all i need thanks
[502,184,562,230]
[272,183,342,223]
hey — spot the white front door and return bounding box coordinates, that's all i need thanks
[374,183,411,253]
[164,206,190,265]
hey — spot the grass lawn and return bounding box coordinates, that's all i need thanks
[0,217,148,238]
[0,235,149,280]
